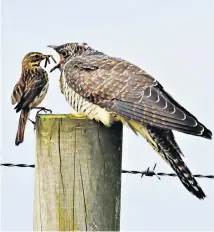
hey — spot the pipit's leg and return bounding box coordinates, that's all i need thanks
[28,118,36,131]
[33,107,52,116]
[28,118,35,125]
[69,113,87,119]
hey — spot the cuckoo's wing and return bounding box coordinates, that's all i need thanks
[14,70,48,112]
[64,55,212,139]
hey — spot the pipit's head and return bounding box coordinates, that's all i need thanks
[22,52,52,68]
[47,42,94,72]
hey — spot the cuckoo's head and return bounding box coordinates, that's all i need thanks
[47,42,95,72]
[22,52,52,68]
[48,42,90,60]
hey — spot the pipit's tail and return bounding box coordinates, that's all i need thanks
[15,108,30,146]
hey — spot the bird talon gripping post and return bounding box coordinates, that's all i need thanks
[35,107,52,116]
[69,113,87,119]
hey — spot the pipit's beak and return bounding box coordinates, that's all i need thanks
[40,54,47,60]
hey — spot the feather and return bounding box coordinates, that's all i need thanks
[63,55,212,139]
[128,121,206,199]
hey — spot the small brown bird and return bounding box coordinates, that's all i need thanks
[11,52,52,145]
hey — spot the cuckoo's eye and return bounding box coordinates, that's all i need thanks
[60,49,68,58]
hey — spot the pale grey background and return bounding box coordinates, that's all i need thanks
[1,0,214,231]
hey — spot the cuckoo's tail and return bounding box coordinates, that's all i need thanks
[15,109,30,146]
[127,120,206,199]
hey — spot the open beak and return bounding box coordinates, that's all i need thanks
[49,62,61,73]
[47,45,58,50]
[47,45,63,72]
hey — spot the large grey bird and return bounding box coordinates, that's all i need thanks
[48,42,212,199]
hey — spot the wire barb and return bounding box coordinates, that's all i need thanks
[1,163,214,179]
[141,163,161,180]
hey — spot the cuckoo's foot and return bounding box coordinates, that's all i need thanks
[28,118,36,131]
[69,113,87,119]
[34,107,52,116]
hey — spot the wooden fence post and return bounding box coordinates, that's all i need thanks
[33,114,123,231]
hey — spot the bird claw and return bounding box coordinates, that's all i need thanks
[28,118,36,131]
[28,118,35,125]
[69,113,87,119]
[34,107,53,116]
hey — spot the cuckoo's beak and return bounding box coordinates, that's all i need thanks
[47,45,63,72]
[47,45,58,50]
[50,63,61,73]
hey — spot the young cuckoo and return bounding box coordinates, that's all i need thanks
[48,42,212,199]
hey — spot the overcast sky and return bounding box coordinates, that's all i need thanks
[1,0,214,231]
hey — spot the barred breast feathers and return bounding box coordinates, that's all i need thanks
[61,65,112,127]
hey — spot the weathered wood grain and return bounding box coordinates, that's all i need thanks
[33,114,122,231]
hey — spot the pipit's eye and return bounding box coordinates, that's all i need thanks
[35,55,40,59]
[61,50,68,58]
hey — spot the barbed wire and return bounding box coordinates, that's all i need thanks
[1,163,35,168]
[1,163,214,179]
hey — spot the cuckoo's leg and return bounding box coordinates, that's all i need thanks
[69,113,87,119]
